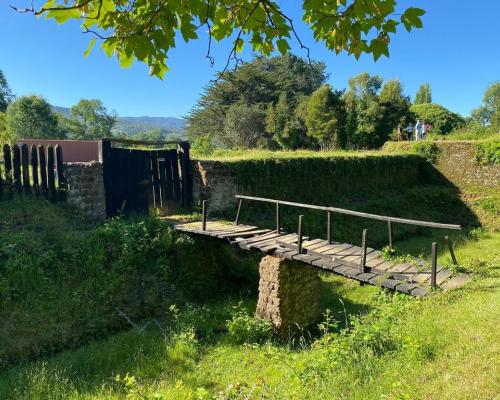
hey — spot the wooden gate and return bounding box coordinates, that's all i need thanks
[101,139,192,217]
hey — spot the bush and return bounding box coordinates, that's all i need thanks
[227,304,273,344]
[410,103,464,135]
[191,135,214,157]
[476,140,500,165]
[412,142,440,164]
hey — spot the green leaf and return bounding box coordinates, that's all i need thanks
[401,7,425,32]
[235,38,244,53]
[83,38,96,57]
[276,39,290,55]
[47,8,81,24]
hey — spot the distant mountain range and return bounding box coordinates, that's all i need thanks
[52,106,186,138]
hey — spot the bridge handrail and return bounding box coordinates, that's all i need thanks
[234,194,461,230]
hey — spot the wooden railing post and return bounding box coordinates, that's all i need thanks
[431,242,438,290]
[275,201,280,234]
[234,198,243,225]
[202,200,207,231]
[327,210,332,244]
[297,215,304,254]
[360,229,368,272]
[387,221,393,251]
[444,235,458,265]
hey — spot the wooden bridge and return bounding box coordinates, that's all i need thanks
[175,195,470,297]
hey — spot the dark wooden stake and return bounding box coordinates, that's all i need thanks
[12,145,21,194]
[360,229,368,272]
[3,144,12,197]
[234,198,243,225]
[431,242,438,290]
[275,202,280,234]
[388,220,394,250]
[297,215,304,254]
[47,146,56,202]
[21,144,30,193]
[202,200,207,231]
[38,145,48,198]
[444,235,458,265]
[327,210,332,244]
[30,145,39,194]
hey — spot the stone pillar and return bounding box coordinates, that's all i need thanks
[256,255,322,337]
[65,162,107,220]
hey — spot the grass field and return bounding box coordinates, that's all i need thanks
[0,222,498,399]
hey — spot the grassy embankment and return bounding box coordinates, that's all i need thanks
[0,220,498,399]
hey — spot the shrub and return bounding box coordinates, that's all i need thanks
[412,142,440,164]
[476,140,500,165]
[410,103,464,135]
[191,135,214,157]
[227,304,273,344]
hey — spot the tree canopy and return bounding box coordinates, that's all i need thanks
[62,99,116,139]
[0,70,14,112]
[15,0,425,78]
[305,85,346,150]
[410,103,464,135]
[414,83,432,104]
[471,82,500,131]
[185,54,326,141]
[5,96,63,140]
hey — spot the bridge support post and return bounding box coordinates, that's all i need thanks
[256,255,322,338]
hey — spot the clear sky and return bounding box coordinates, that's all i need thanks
[1,1,499,118]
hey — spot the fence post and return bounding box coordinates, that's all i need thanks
[297,215,304,254]
[30,145,39,195]
[234,198,243,225]
[21,144,30,194]
[100,139,112,216]
[360,229,368,272]
[202,200,207,231]
[38,145,48,198]
[47,146,56,202]
[275,202,280,234]
[431,242,438,290]
[327,210,332,244]
[12,144,21,194]
[178,141,192,211]
[387,221,394,251]
[3,144,12,198]
[444,235,458,265]
[55,145,66,200]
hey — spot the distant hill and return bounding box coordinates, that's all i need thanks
[52,106,186,139]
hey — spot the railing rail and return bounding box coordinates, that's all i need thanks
[235,194,462,231]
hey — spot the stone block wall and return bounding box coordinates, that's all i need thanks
[434,141,499,188]
[192,160,239,213]
[256,255,322,337]
[65,162,106,220]
[383,140,500,189]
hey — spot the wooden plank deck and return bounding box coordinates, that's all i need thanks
[174,221,469,297]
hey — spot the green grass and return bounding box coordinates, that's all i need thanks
[1,230,498,400]
[191,148,400,162]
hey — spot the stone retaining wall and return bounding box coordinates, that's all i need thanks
[65,162,106,220]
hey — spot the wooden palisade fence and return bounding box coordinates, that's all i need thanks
[0,143,66,201]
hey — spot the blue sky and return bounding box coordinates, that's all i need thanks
[1,1,499,118]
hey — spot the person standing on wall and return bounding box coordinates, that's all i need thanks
[415,120,422,141]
